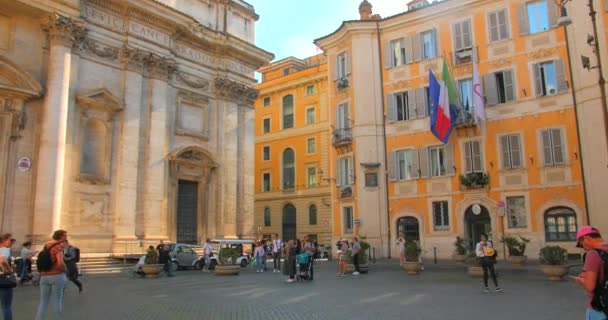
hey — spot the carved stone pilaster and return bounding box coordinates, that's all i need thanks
[214,78,258,106]
[41,13,86,48]
[144,54,177,82]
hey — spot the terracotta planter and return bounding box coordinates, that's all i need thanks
[541,265,570,281]
[452,254,466,263]
[141,264,163,278]
[508,255,527,265]
[404,262,422,275]
[467,265,483,278]
[214,264,240,276]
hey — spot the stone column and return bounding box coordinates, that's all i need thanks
[32,15,85,241]
[240,105,256,238]
[113,48,145,253]
[142,55,174,240]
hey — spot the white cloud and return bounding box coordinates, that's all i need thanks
[370,0,411,18]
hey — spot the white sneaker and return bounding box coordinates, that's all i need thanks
[352,271,360,275]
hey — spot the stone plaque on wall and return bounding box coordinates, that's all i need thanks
[177,99,208,139]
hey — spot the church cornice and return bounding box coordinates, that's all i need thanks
[214,78,258,106]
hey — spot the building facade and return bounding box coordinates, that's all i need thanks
[315,0,587,259]
[0,0,272,254]
[254,55,333,245]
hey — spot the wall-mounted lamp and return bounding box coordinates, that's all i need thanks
[574,152,578,160]
[489,160,494,168]
[522,88,527,97]
[529,155,534,165]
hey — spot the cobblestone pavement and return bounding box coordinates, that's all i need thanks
[14,260,585,320]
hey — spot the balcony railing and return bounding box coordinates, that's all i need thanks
[449,46,478,66]
[453,109,477,128]
[332,128,352,147]
[337,77,349,90]
[459,172,489,191]
[340,186,353,199]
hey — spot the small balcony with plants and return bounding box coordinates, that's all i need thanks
[459,172,489,191]
[332,128,352,147]
[339,185,353,199]
[337,77,349,90]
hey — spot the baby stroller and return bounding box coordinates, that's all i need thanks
[296,253,312,281]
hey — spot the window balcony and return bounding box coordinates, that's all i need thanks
[450,46,478,66]
[459,172,490,191]
[332,128,352,147]
[340,186,353,199]
[337,77,349,90]
[453,109,477,129]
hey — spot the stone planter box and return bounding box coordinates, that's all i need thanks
[467,266,483,278]
[541,265,570,281]
[404,262,422,275]
[141,264,163,278]
[508,255,527,265]
[214,264,240,276]
[452,254,466,263]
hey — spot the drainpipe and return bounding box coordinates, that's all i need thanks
[376,21,391,259]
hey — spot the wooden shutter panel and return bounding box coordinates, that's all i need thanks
[552,129,565,164]
[388,151,398,181]
[419,147,429,178]
[446,143,456,175]
[416,88,427,117]
[404,35,413,64]
[411,149,420,179]
[333,56,339,81]
[347,156,354,184]
[472,140,483,172]
[500,135,511,169]
[453,22,463,51]
[336,159,342,187]
[464,141,473,173]
[555,59,568,93]
[407,91,417,120]
[462,20,472,48]
[542,130,553,166]
[385,42,393,68]
[345,52,351,75]
[510,135,522,168]
[432,28,438,58]
[413,33,422,62]
[335,104,340,129]
[387,93,397,121]
[343,103,350,128]
[547,0,558,27]
[498,10,509,40]
[504,70,515,102]
[517,4,529,35]
[484,73,498,105]
[488,12,499,42]
[533,63,543,97]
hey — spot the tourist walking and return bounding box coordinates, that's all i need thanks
[303,236,316,280]
[262,238,269,271]
[475,233,501,293]
[285,240,296,283]
[336,240,348,276]
[157,241,173,277]
[272,234,282,273]
[202,239,213,273]
[574,226,608,320]
[352,237,361,275]
[0,234,15,320]
[396,237,405,267]
[254,241,265,273]
[19,241,37,284]
[35,230,68,320]
[63,241,82,292]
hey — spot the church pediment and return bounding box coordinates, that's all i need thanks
[0,55,43,98]
[76,88,123,112]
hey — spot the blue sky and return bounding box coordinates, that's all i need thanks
[247,0,409,62]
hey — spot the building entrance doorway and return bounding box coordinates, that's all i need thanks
[396,217,420,242]
[176,180,198,244]
[465,204,491,250]
[282,204,296,242]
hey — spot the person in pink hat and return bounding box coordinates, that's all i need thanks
[574,226,608,320]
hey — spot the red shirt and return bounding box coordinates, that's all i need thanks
[583,244,608,308]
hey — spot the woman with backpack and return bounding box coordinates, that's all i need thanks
[475,233,502,293]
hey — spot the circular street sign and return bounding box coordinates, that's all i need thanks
[17,157,31,173]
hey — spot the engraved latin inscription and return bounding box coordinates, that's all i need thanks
[128,22,170,47]
[83,6,125,31]
[175,44,215,67]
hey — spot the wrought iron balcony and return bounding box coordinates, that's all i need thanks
[332,128,352,147]
[337,77,349,90]
[449,46,478,66]
[453,109,478,128]
[459,172,490,191]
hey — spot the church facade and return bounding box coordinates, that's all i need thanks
[0,0,272,254]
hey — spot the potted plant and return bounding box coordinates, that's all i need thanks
[215,247,241,276]
[465,250,483,278]
[346,240,370,273]
[403,241,422,275]
[460,172,490,190]
[502,235,530,265]
[539,245,570,281]
[452,237,467,262]
[141,247,163,278]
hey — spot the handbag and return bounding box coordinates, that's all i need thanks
[0,273,17,288]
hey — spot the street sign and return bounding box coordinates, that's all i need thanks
[354,219,361,225]
[497,200,505,208]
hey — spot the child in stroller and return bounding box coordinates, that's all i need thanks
[296,253,313,281]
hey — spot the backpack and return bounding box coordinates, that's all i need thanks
[591,249,608,314]
[36,243,60,272]
[74,247,81,263]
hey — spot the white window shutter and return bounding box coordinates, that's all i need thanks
[500,135,511,169]
[336,159,342,187]
[388,152,398,181]
[333,56,339,81]
[343,103,350,128]
[488,12,499,42]
[552,129,565,164]
[345,52,351,75]
[348,156,354,185]
[547,0,558,27]
[453,22,463,51]
[504,69,515,102]
[462,20,472,49]
[407,91,417,120]
[555,59,568,93]
[404,35,413,64]
[385,42,393,69]
[510,135,522,168]
[411,149,420,179]
[335,105,340,129]
[498,9,509,40]
[419,147,429,178]
[446,144,456,175]
[387,93,397,121]
[533,63,543,97]
[413,33,422,62]
[464,141,473,173]
[541,130,553,166]
[472,140,483,172]
[517,4,529,35]
[416,88,427,117]
[484,73,498,105]
[432,28,438,58]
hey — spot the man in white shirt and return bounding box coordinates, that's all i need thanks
[202,239,213,272]
[0,233,14,320]
[272,234,282,273]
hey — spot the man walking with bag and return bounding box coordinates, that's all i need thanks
[36,230,68,320]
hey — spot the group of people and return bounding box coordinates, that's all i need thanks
[0,229,82,320]
[335,237,363,276]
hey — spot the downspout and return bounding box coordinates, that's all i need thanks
[376,21,391,259]
[562,7,591,224]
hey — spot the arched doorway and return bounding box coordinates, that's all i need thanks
[465,204,491,249]
[396,217,420,242]
[282,204,297,241]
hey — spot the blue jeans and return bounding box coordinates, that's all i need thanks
[587,309,607,320]
[0,287,13,320]
[256,256,264,272]
[36,273,66,320]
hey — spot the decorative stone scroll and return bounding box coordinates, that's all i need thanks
[214,78,258,106]
[78,38,119,60]
[176,71,209,90]
[41,13,87,47]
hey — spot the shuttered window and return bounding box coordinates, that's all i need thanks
[432,201,450,231]
[263,173,271,192]
[488,9,510,42]
[484,69,515,106]
[263,118,270,133]
[337,156,354,186]
[263,146,270,161]
[463,140,483,174]
[429,146,447,177]
[336,103,349,129]
[453,20,473,51]
[390,38,408,67]
[416,30,437,60]
[541,128,565,166]
[307,167,317,188]
[335,52,350,80]
[344,207,353,233]
[500,134,522,169]
[396,149,418,180]
[307,138,316,154]
[533,60,568,97]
